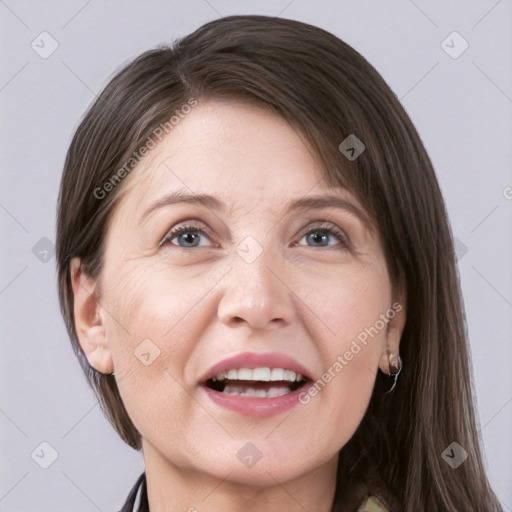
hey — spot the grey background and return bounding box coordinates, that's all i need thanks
[1,1,511,510]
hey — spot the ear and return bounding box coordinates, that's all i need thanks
[378,299,406,375]
[70,257,114,374]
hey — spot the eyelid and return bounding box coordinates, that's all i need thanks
[160,221,215,247]
[161,219,351,250]
[299,221,351,248]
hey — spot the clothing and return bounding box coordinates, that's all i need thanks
[119,473,148,512]
[356,493,392,511]
[119,472,391,512]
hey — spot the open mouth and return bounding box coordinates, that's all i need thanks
[204,367,309,398]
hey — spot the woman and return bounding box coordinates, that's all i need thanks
[56,15,503,512]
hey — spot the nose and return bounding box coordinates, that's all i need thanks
[217,244,295,331]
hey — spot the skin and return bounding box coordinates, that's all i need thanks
[71,101,405,511]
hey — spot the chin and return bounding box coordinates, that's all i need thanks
[194,440,335,487]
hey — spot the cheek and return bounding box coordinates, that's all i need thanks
[299,259,391,351]
[297,263,390,430]
[105,259,226,351]
[101,262,226,429]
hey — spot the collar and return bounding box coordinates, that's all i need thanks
[356,492,392,511]
[119,472,147,512]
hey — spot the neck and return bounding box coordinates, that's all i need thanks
[141,439,338,512]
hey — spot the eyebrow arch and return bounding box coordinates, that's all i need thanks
[284,195,373,231]
[141,189,373,231]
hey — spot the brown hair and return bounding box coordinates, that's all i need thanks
[56,14,502,511]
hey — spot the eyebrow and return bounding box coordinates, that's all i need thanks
[141,189,373,230]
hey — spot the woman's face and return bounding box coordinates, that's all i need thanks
[75,100,405,486]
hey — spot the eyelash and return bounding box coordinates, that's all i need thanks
[161,222,350,250]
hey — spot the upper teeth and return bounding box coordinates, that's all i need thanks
[211,367,304,382]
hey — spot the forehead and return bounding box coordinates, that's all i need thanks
[111,100,367,225]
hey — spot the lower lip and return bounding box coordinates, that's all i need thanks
[201,383,313,418]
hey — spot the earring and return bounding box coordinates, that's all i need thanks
[386,353,402,393]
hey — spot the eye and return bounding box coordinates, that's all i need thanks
[161,223,212,248]
[295,222,349,249]
[161,221,349,250]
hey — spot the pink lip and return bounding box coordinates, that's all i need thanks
[199,351,314,418]
[202,384,314,418]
